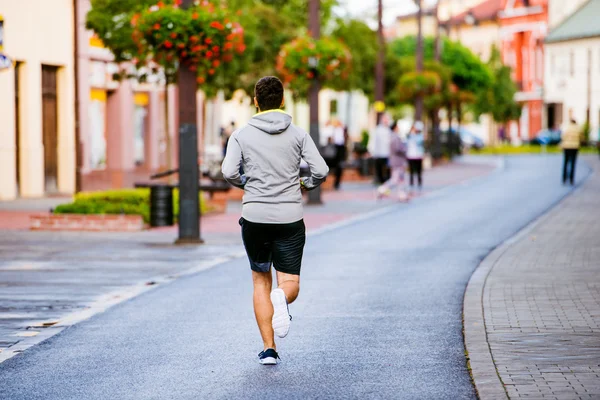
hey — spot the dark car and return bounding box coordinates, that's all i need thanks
[530,129,561,145]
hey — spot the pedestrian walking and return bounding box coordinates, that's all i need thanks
[407,121,425,191]
[377,121,409,202]
[369,115,391,184]
[561,118,581,185]
[323,119,348,190]
[221,76,329,365]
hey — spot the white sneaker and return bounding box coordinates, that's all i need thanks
[271,288,291,338]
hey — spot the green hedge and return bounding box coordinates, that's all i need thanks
[54,188,209,223]
[476,144,599,155]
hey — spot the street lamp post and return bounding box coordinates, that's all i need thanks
[375,0,385,123]
[415,0,424,122]
[307,0,322,205]
[176,0,202,244]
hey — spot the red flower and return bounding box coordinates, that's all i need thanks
[170,32,177,39]
[224,42,233,51]
[212,45,220,53]
[174,0,182,5]
[153,23,161,30]
[164,40,173,49]
[204,37,212,45]
[181,51,187,57]
[157,1,164,8]
[192,45,202,52]
[236,44,246,53]
[208,69,215,75]
[212,60,220,67]
[307,72,314,79]
[131,13,140,26]
[190,66,197,72]
[223,54,233,62]
[197,76,205,84]
[177,43,185,49]
[226,34,234,41]
[192,12,199,20]
[205,50,214,58]
[210,21,224,30]
[190,35,199,43]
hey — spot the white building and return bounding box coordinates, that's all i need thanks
[544,0,600,141]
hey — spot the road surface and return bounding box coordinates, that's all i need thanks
[0,156,588,399]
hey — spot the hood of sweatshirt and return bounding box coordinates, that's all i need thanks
[248,110,292,135]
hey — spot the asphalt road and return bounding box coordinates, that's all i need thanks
[0,156,588,400]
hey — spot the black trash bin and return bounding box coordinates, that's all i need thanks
[149,185,174,227]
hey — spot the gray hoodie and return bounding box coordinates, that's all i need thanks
[221,110,329,224]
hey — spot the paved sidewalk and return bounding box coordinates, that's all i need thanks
[0,157,496,364]
[465,156,600,400]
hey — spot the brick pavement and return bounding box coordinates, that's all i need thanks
[466,156,600,400]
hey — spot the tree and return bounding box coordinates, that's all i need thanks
[390,36,492,97]
[331,19,378,99]
[474,45,521,131]
[390,36,492,130]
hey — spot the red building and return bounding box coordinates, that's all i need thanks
[499,0,548,141]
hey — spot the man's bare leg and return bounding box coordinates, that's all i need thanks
[276,271,300,304]
[252,270,275,350]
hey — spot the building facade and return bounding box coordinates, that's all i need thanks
[446,0,502,62]
[544,0,600,142]
[499,0,548,141]
[0,0,76,200]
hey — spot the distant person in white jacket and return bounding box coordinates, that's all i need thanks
[406,121,425,190]
[369,115,391,184]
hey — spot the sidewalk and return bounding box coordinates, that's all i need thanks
[0,157,496,364]
[465,156,600,400]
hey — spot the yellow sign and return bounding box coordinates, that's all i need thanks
[134,92,149,106]
[90,89,107,102]
[374,101,385,113]
[0,13,4,52]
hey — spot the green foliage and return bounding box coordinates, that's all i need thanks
[389,36,493,96]
[473,45,521,123]
[54,189,208,223]
[86,0,159,63]
[331,19,377,97]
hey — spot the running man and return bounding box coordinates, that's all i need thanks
[221,76,329,365]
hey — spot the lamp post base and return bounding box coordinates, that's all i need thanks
[174,237,205,245]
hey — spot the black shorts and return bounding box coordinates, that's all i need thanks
[239,218,306,275]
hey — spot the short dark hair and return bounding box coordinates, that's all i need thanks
[255,76,284,111]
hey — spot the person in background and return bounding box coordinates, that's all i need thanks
[406,121,425,191]
[331,119,347,190]
[369,115,391,184]
[377,121,408,202]
[561,118,581,185]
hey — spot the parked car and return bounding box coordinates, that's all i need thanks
[530,129,561,145]
[444,127,485,150]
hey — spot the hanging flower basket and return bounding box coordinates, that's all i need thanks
[276,35,351,99]
[132,1,245,86]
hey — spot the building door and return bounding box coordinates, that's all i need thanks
[42,65,59,193]
[14,62,21,195]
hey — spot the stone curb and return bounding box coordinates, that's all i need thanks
[463,158,594,400]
